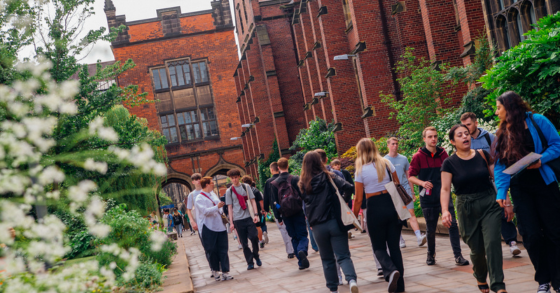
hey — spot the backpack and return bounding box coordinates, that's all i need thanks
[483,132,492,148]
[271,175,303,218]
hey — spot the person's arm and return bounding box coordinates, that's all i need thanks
[408,154,433,189]
[353,182,364,217]
[186,209,198,231]
[250,198,259,223]
[440,171,453,228]
[270,184,282,223]
[494,158,511,202]
[263,181,271,213]
[406,170,415,197]
[228,205,235,230]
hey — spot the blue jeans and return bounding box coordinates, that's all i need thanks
[307,219,319,251]
[175,224,183,237]
[283,213,309,266]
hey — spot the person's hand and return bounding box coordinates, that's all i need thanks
[527,159,542,169]
[278,221,283,226]
[442,210,453,228]
[262,211,268,217]
[192,222,198,231]
[230,223,235,231]
[422,181,433,190]
[496,199,505,208]
[253,216,259,224]
[217,202,225,208]
[504,205,514,222]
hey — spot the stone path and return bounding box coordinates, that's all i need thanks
[175,223,536,293]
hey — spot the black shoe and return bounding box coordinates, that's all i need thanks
[426,253,436,265]
[377,268,384,277]
[260,242,265,249]
[288,253,295,259]
[455,255,470,266]
[256,258,262,267]
[388,270,400,293]
[247,264,254,270]
[298,251,310,269]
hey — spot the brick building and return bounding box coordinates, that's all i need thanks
[232,0,559,178]
[105,0,246,195]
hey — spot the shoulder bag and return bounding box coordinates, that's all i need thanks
[201,192,229,225]
[529,113,560,176]
[327,175,362,231]
[384,166,412,221]
[385,165,413,205]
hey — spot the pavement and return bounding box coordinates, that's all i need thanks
[164,223,537,293]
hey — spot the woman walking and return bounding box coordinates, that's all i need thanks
[441,124,507,293]
[493,91,560,293]
[298,151,359,293]
[195,177,233,281]
[352,138,404,293]
[173,208,184,238]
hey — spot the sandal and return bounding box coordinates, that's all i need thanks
[477,282,489,293]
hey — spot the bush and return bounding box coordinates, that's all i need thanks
[141,236,176,267]
[67,231,96,259]
[119,260,165,292]
[289,118,337,168]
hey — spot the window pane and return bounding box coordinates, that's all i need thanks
[191,110,198,122]
[184,111,192,123]
[153,69,162,90]
[177,112,185,125]
[187,125,194,140]
[179,125,187,140]
[199,62,208,83]
[159,69,169,89]
[209,120,218,135]
[517,13,524,41]
[167,114,175,126]
[207,108,216,120]
[183,64,191,85]
[162,128,171,142]
[193,63,200,84]
[193,123,201,139]
[169,66,177,87]
[196,85,213,105]
[176,65,185,86]
[203,122,209,137]
[160,115,168,127]
[169,127,178,142]
[200,108,207,121]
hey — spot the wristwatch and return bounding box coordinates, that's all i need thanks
[254,213,259,217]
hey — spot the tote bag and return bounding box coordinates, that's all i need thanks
[328,176,363,231]
[384,174,412,221]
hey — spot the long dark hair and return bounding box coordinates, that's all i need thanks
[298,151,330,194]
[494,91,532,166]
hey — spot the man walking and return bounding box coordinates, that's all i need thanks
[271,158,310,270]
[225,169,262,270]
[461,112,521,257]
[385,137,427,248]
[409,127,469,266]
[263,162,295,259]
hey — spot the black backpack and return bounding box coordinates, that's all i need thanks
[271,175,303,217]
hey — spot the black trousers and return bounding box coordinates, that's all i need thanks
[367,193,405,292]
[511,171,560,289]
[234,217,260,265]
[501,209,518,245]
[422,205,463,258]
[201,225,230,272]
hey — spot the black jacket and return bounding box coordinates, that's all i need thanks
[172,214,183,226]
[300,172,354,228]
[270,172,302,222]
[263,173,280,219]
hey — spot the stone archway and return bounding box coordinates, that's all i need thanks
[160,172,193,214]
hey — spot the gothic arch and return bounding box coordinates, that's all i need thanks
[204,154,246,177]
[160,172,193,191]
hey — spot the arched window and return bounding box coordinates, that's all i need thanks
[530,4,538,26]
[516,11,524,41]
[496,15,510,52]
[498,0,505,10]
[533,0,548,19]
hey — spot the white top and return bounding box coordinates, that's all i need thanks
[186,189,202,221]
[355,160,396,193]
[194,191,226,236]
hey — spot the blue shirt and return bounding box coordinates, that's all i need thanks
[384,154,411,193]
[494,113,560,200]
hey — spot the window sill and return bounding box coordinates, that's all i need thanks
[345,24,353,34]
[204,135,220,141]
[155,89,170,93]
[171,85,193,91]
[195,81,211,87]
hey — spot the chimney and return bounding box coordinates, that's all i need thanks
[157,7,182,36]
[104,0,129,45]
[211,0,233,28]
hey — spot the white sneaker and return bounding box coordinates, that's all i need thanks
[510,241,521,256]
[538,283,551,293]
[213,271,221,281]
[338,274,343,285]
[221,273,234,281]
[349,279,359,293]
[417,234,427,247]
[400,238,406,248]
[238,244,243,250]
[263,231,269,244]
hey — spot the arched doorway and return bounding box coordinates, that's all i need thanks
[160,173,193,215]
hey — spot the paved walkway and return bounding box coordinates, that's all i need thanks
[177,223,536,293]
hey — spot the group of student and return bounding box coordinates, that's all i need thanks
[182,91,560,293]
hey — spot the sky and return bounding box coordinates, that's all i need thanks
[57,0,238,64]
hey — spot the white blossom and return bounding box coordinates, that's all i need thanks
[38,166,65,185]
[150,230,167,251]
[84,158,108,174]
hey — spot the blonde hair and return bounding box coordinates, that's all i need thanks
[355,138,388,183]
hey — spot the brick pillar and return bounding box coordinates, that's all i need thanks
[240,58,261,161]
[293,19,317,120]
[234,72,251,166]
[317,0,367,154]
[456,0,486,66]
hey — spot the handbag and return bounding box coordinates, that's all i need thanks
[529,113,560,176]
[201,192,229,225]
[327,176,363,231]
[385,166,413,206]
[477,149,498,194]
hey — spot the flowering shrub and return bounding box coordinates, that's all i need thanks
[0,61,168,292]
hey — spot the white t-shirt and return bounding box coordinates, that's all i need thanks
[355,160,396,194]
[194,191,226,236]
[186,189,202,220]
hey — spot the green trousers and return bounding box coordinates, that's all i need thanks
[456,189,505,292]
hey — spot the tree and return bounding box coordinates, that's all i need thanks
[289,118,337,165]
[480,12,560,126]
[381,47,456,158]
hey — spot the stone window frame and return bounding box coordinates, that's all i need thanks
[151,58,220,145]
[490,0,548,54]
[341,0,353,32]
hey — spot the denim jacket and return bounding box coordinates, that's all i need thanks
[494,112,560,200]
